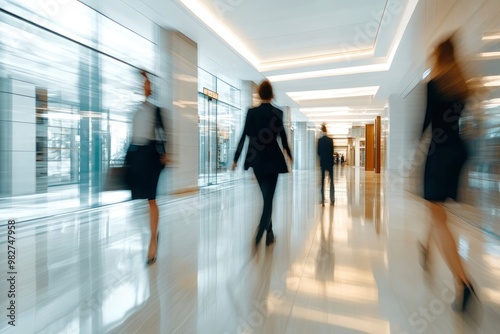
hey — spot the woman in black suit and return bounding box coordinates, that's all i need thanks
[419,37,476,312]
[232,80,293,247]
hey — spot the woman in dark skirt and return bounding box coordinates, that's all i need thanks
[126,71,168,265]
[420,37,477,312]
[232,80,293,248]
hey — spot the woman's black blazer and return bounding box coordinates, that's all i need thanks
[234,103,292,175]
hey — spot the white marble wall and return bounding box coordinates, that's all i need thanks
[157,29,199,194]
[0,78,36,196]
[387,83,426,178]
[293,122,307,170]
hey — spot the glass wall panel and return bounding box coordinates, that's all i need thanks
[217,79,240,107]
[198,69,241,187]
[0,1,156,218]
[198,68,216,92]
[198,94,218,186]
[1,0,98,48]
[98,15,155,71]
[100,56,144,168]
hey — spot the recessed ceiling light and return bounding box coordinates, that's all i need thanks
[478,52,500,58]
[288,86,379,101]
[301,107,351,113]
[484,98,500,109]
[260,50,373,71]
[482,33,500,41]
[310,117,377,122]
[306,113,379,117]
[483,75,500,87]
[269,64,388,82]
[301,107,384,113]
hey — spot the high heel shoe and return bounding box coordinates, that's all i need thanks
[266,229,275,246]
[452,281,477,312]
[255,228,265,246]
[146,232,159,265]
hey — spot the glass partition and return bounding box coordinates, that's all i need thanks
[198,69,242,187]
[0,0,155,217]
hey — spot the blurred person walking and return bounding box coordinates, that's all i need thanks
[126,70,168,265]
[419,36,477,312]
[318,123,334,205]
[232,80,293,247]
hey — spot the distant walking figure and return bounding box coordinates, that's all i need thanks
[232,80,293,247]
[318,123,334,205]
[419,36,478,312]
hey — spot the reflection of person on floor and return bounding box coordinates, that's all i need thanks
[419,36,477,313]
[316,207,334,282]
[126,70,169,265]
[232,80,293,248]
[318,123,334,205]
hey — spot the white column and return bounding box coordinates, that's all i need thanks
[387,84,426,180]
[354,137,361,168]
[387,94,405,173]
[157,29,199,194]
[355,166,360,206]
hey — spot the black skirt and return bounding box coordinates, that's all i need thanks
[423,140,468,202]
[125,142,163,200]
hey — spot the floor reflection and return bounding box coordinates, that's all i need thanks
[0,168,499,333]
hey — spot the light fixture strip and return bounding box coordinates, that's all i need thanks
[288,86,379,101]
[479,52,500,58]
[305,113,380,117]
[267,0,419,82]
[482,34,500,40]
[260,50,373,71]
[178,0,260,68]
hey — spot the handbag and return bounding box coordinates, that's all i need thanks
[104,105,166,192]
[104,165,129,191]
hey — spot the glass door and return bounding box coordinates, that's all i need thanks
[197,68,242,187]
[215,103,236,184]
[199,94,218,186]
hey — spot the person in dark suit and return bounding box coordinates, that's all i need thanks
[317,123,334,205]
[232,80,293,247]
[419,36,477,312]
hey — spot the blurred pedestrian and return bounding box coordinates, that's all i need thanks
[419,36,477,312]
[126,70,169,265]
[318,123,334,205]
[232,80,293,247]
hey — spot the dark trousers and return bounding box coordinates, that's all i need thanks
[320,166,334,203]
[254,172,279,240]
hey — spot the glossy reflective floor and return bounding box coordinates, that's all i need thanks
[1,167,499,333]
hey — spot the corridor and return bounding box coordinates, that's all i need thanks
[1,167,498,333]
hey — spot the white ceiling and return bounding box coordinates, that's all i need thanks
[171,0,421,134]
[83,0,422,134]
[197,0,387,64]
